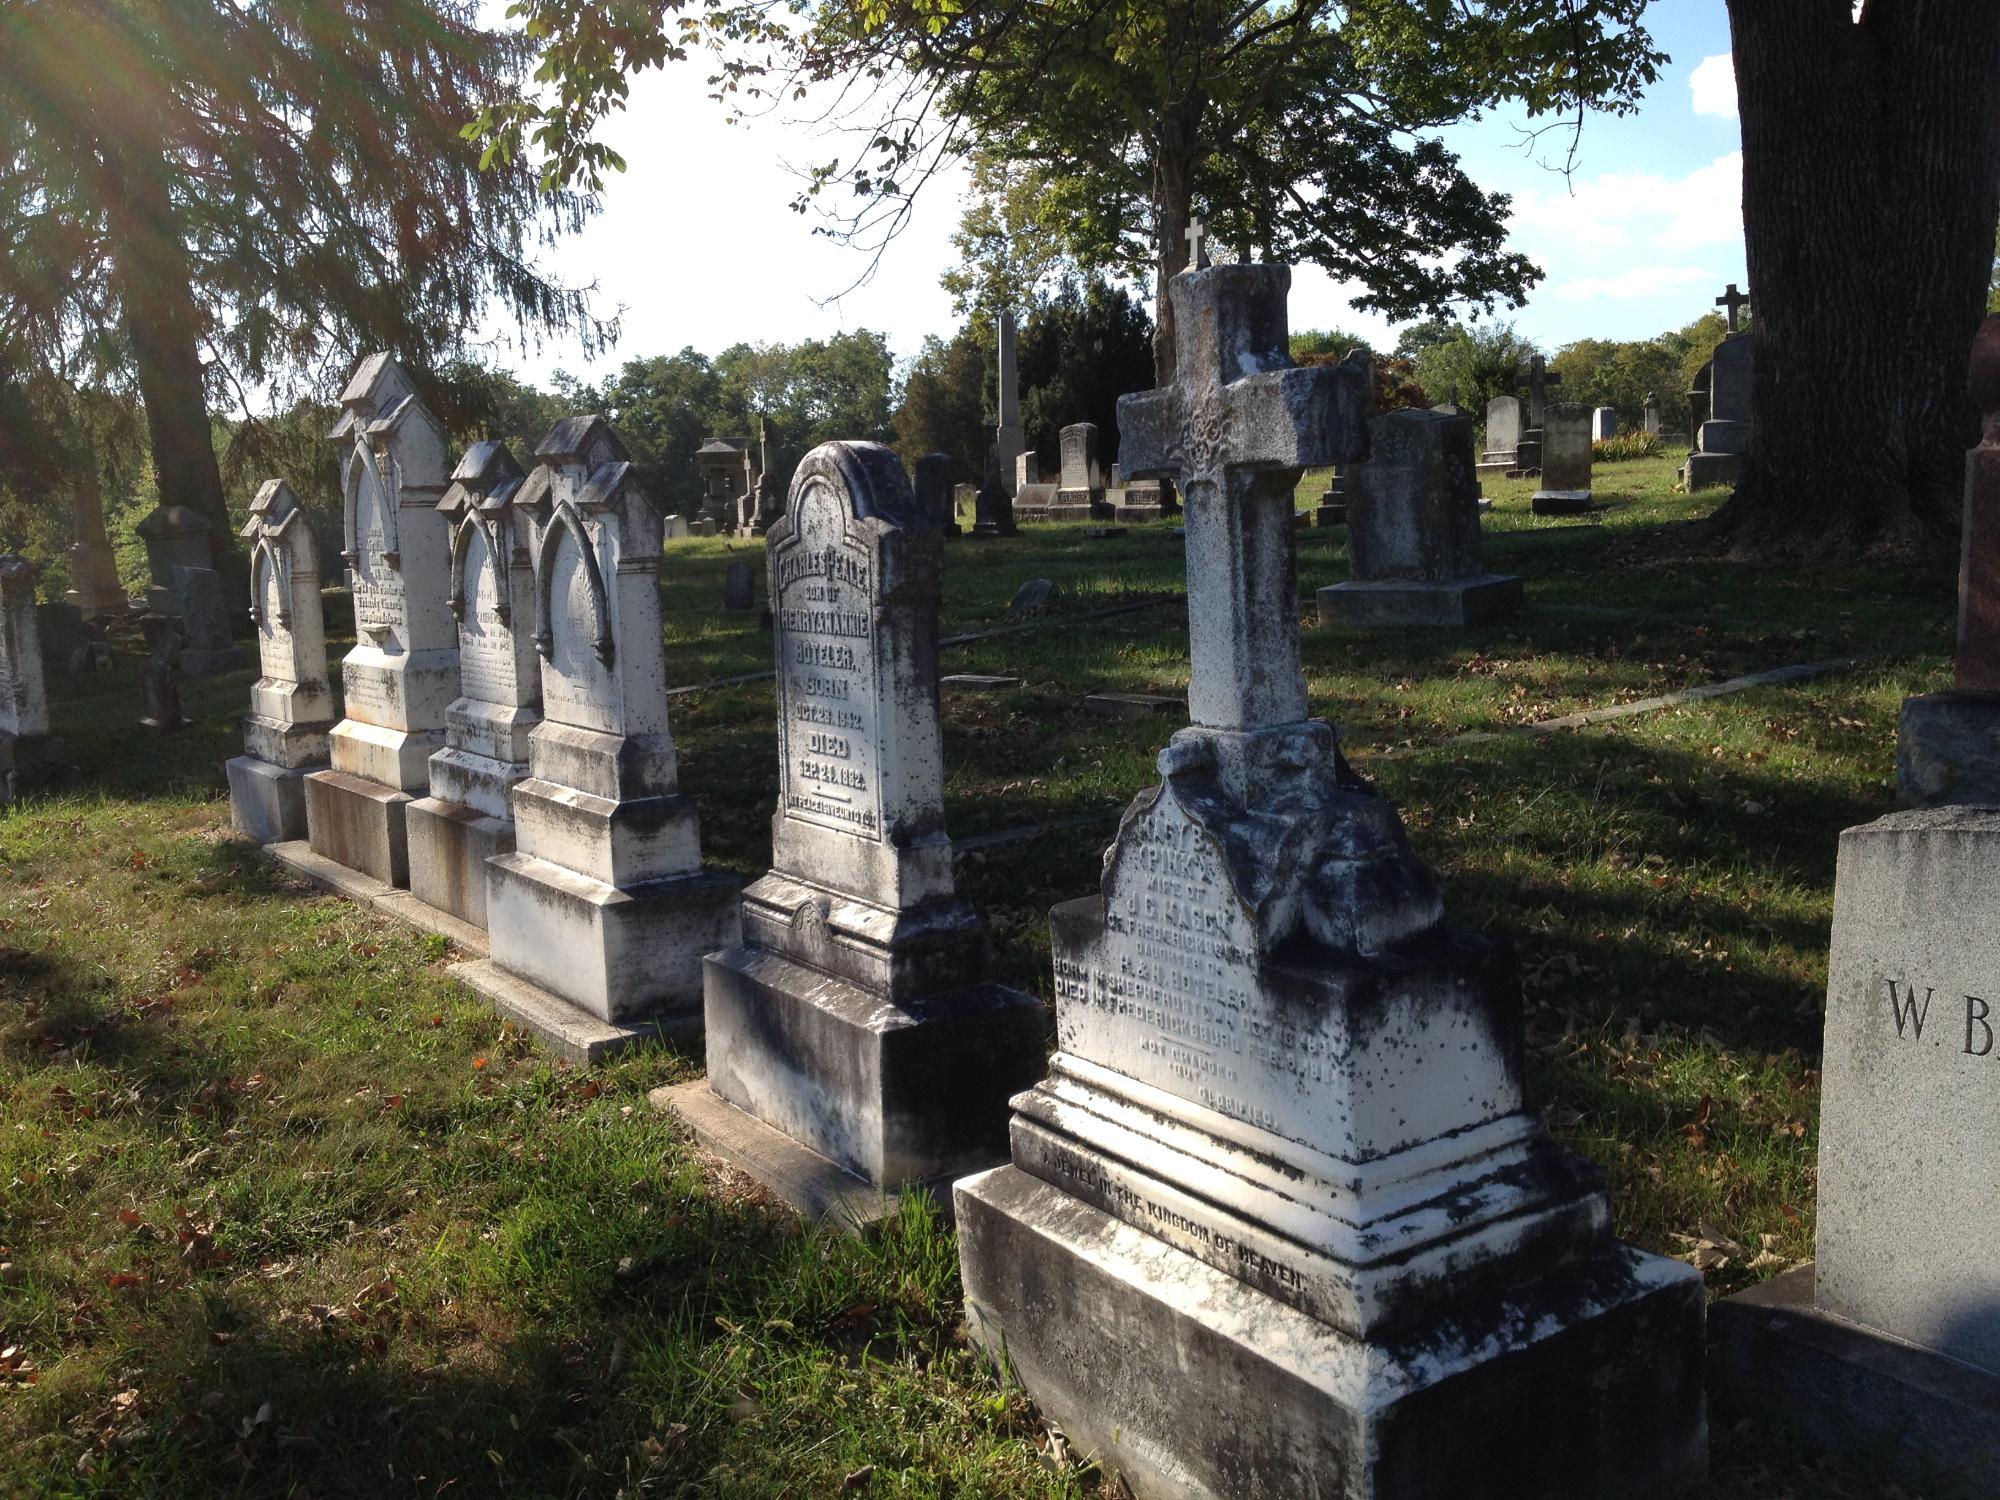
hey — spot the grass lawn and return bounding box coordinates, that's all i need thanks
[0,453,1957,1497]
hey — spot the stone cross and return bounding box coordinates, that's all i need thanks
[1184,217,1209,271]
[1118,263,1371,732]
[1525,354,1563,429]
[1959,315,2000,692]
[1716,282,1751,332]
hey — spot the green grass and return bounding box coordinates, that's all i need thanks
[0,454,1958,1495]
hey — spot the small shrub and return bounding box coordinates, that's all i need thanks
[1594,432,1666,462]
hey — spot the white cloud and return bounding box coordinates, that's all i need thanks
[1689,53,1738,119]
[1507,151,1741,256]
[1553,265,1718,301]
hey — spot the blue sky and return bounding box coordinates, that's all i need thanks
[493,1,1746,387]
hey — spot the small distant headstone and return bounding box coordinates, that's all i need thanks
[722,559,756,612]
[912,452,961,539]
[694,435,752,532]
[662,514,690,540]
[1531,403,1595,515]
[971,436,1018,538]
[1014,452,1037,491]
[227,480,335,843]
[1591,406,1618,441]
[170,566,245,675]
[1081,690,1183,718]
[691,517,719,537]
[0,558,74,801]
[135,505,214,616]
[940,674,1022,691]
[1643,392,1662,437]
[1006,578,1053,620]
[138,614,187,733]
[1051,423,1110,520]
[1683,332,1755,490]
[1477,395,1522,479]
[953,482,977,521]
[665,441,1045,1219]
[36,602,87,675]
[1317,409,1522,628]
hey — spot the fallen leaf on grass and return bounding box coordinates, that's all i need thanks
[842,1464,876,1490]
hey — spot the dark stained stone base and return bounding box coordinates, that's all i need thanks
[1315,574,1524,629]
[1711,1264,2000,1500]
[1530,490,1594,516]
[405,797,513,930]
[1682,451,1744,490]
[956,1167,1707,1500]
[304,769,411,889]
[226,755,312,844]
[1317,503,1348,526]
[1896,690,2000,808]
[1082,692,1185,719]
[702,945,1048,1190]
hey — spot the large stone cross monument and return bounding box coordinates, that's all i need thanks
[955,260,1706,1500]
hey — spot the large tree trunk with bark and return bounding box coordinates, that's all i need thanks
[1715,0,2000,558]
[102,135,242,597]
[1151,114,1201,388]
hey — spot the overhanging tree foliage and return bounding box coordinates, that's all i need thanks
[1717,0,2000,556]
[1,0,604,580]
[493,0,1664,383]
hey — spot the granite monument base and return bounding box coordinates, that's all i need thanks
[483,854,739,1023]
[1683,452,1743,490]
[226,755,312,844]
[304,769,412,889]
[957,1166,1707,1500]
[1711,1265,2000,1500]
[405,797,514,929]
[1316,504,1347,527]
[1530,490,1593,516]
[695,945,1046,1200]
[451,958,696,1065]
[1895,690,2000,807]
[1316,574,1523,629]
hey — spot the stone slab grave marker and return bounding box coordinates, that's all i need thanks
[1051,422,1111,520]
[1513,355,1562,474]
[303,353,458,888]
[138,614,187,732]
[912,452,960,539]
[1592,405,1618,442]
[1477,394,1522,479]
[227,481,335,842]
[722,560,756,612]
[135,504,214,616]
[1080,690,1182,718]
[0,558,74,802]
[1710,323,2000,1494]
[461,415,739,1053]
[1684,318,1755,490]
[969,433,1018,538]
[1531,401,1595,515]
[956,258,1705,1500]
[1005,578,1052,620]
[1644,390,1662,436]
[171,565,245,674]
[404,442,539,930]
[1318,407,1523,628]
[661,442,1045,1223]
[952,481,977,524]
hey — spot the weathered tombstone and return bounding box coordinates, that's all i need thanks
[722,559,755,611]
[460,416,739,1053]
[952,482,977,523]
[0,558,73,802]
[661,442,1044,1219]
[36,602,87,676]
[1643,392,1662,436]
[171,566,245,675]
[662,513,690,541]
[403,442,539,929]
[969,436,1018,538]
[695,436,751,532]
[1013,452,1037,491]
[226,481,334,843]
[137,613,187,733]
[1477,395,1522,478]
[1710,327,2000,1497]
[911,452,960,538]
[135,504,214,615]
[1592,406,1618,441]
[690,516,719,538]
[1006,578,1052,621]
[1531,402,1595,515]
[1050,422,1110,520]
[65,470,129,619]
[955,259,1704,1500]
[1315,464,1353,526]
[994,309,1025,494]
[1683,332,1755,490]
[303,353,458,888]
[1318,408,1523,627]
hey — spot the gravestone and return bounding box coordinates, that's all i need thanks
[463,416,739,1050]
[1683,333,1755,490]
[662,513,690,540]
[1531,402,1595,515]
[956,259,1704,1500]
[303,353,458,888]
[661,442,1044,1220]
[1592,406,1618,441]
[137,613,187,733]
[747,416,783,535]
[65,471,129,619]
[1513,356,1562,474]
[1050,423,1110,520]
[1006,578,1052,620]
[135,505,214,616]
[995,310,1025,494]
[1013,453,1037,491]
[912,453,960,538]
[1315,465,1353,526]
[1713,338,2000,1491]
[171,566,245,674]
[970,437,1018,538]
[1477,394,1522,478]
[0,558,73,802]
[1317,408,1522,627]
[36,602,88,676]
[226,481,335,843]
[1644,392,1661,436]
[695,436,752,533]
[404,442,539,930]
[722,560,756,611]
[952,482,977,523]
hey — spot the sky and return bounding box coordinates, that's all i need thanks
[490,2,1746,388]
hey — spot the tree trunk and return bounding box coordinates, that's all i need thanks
[102,136,241,588]
[1715,0,2000,558]
[1152,118,1200,388]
